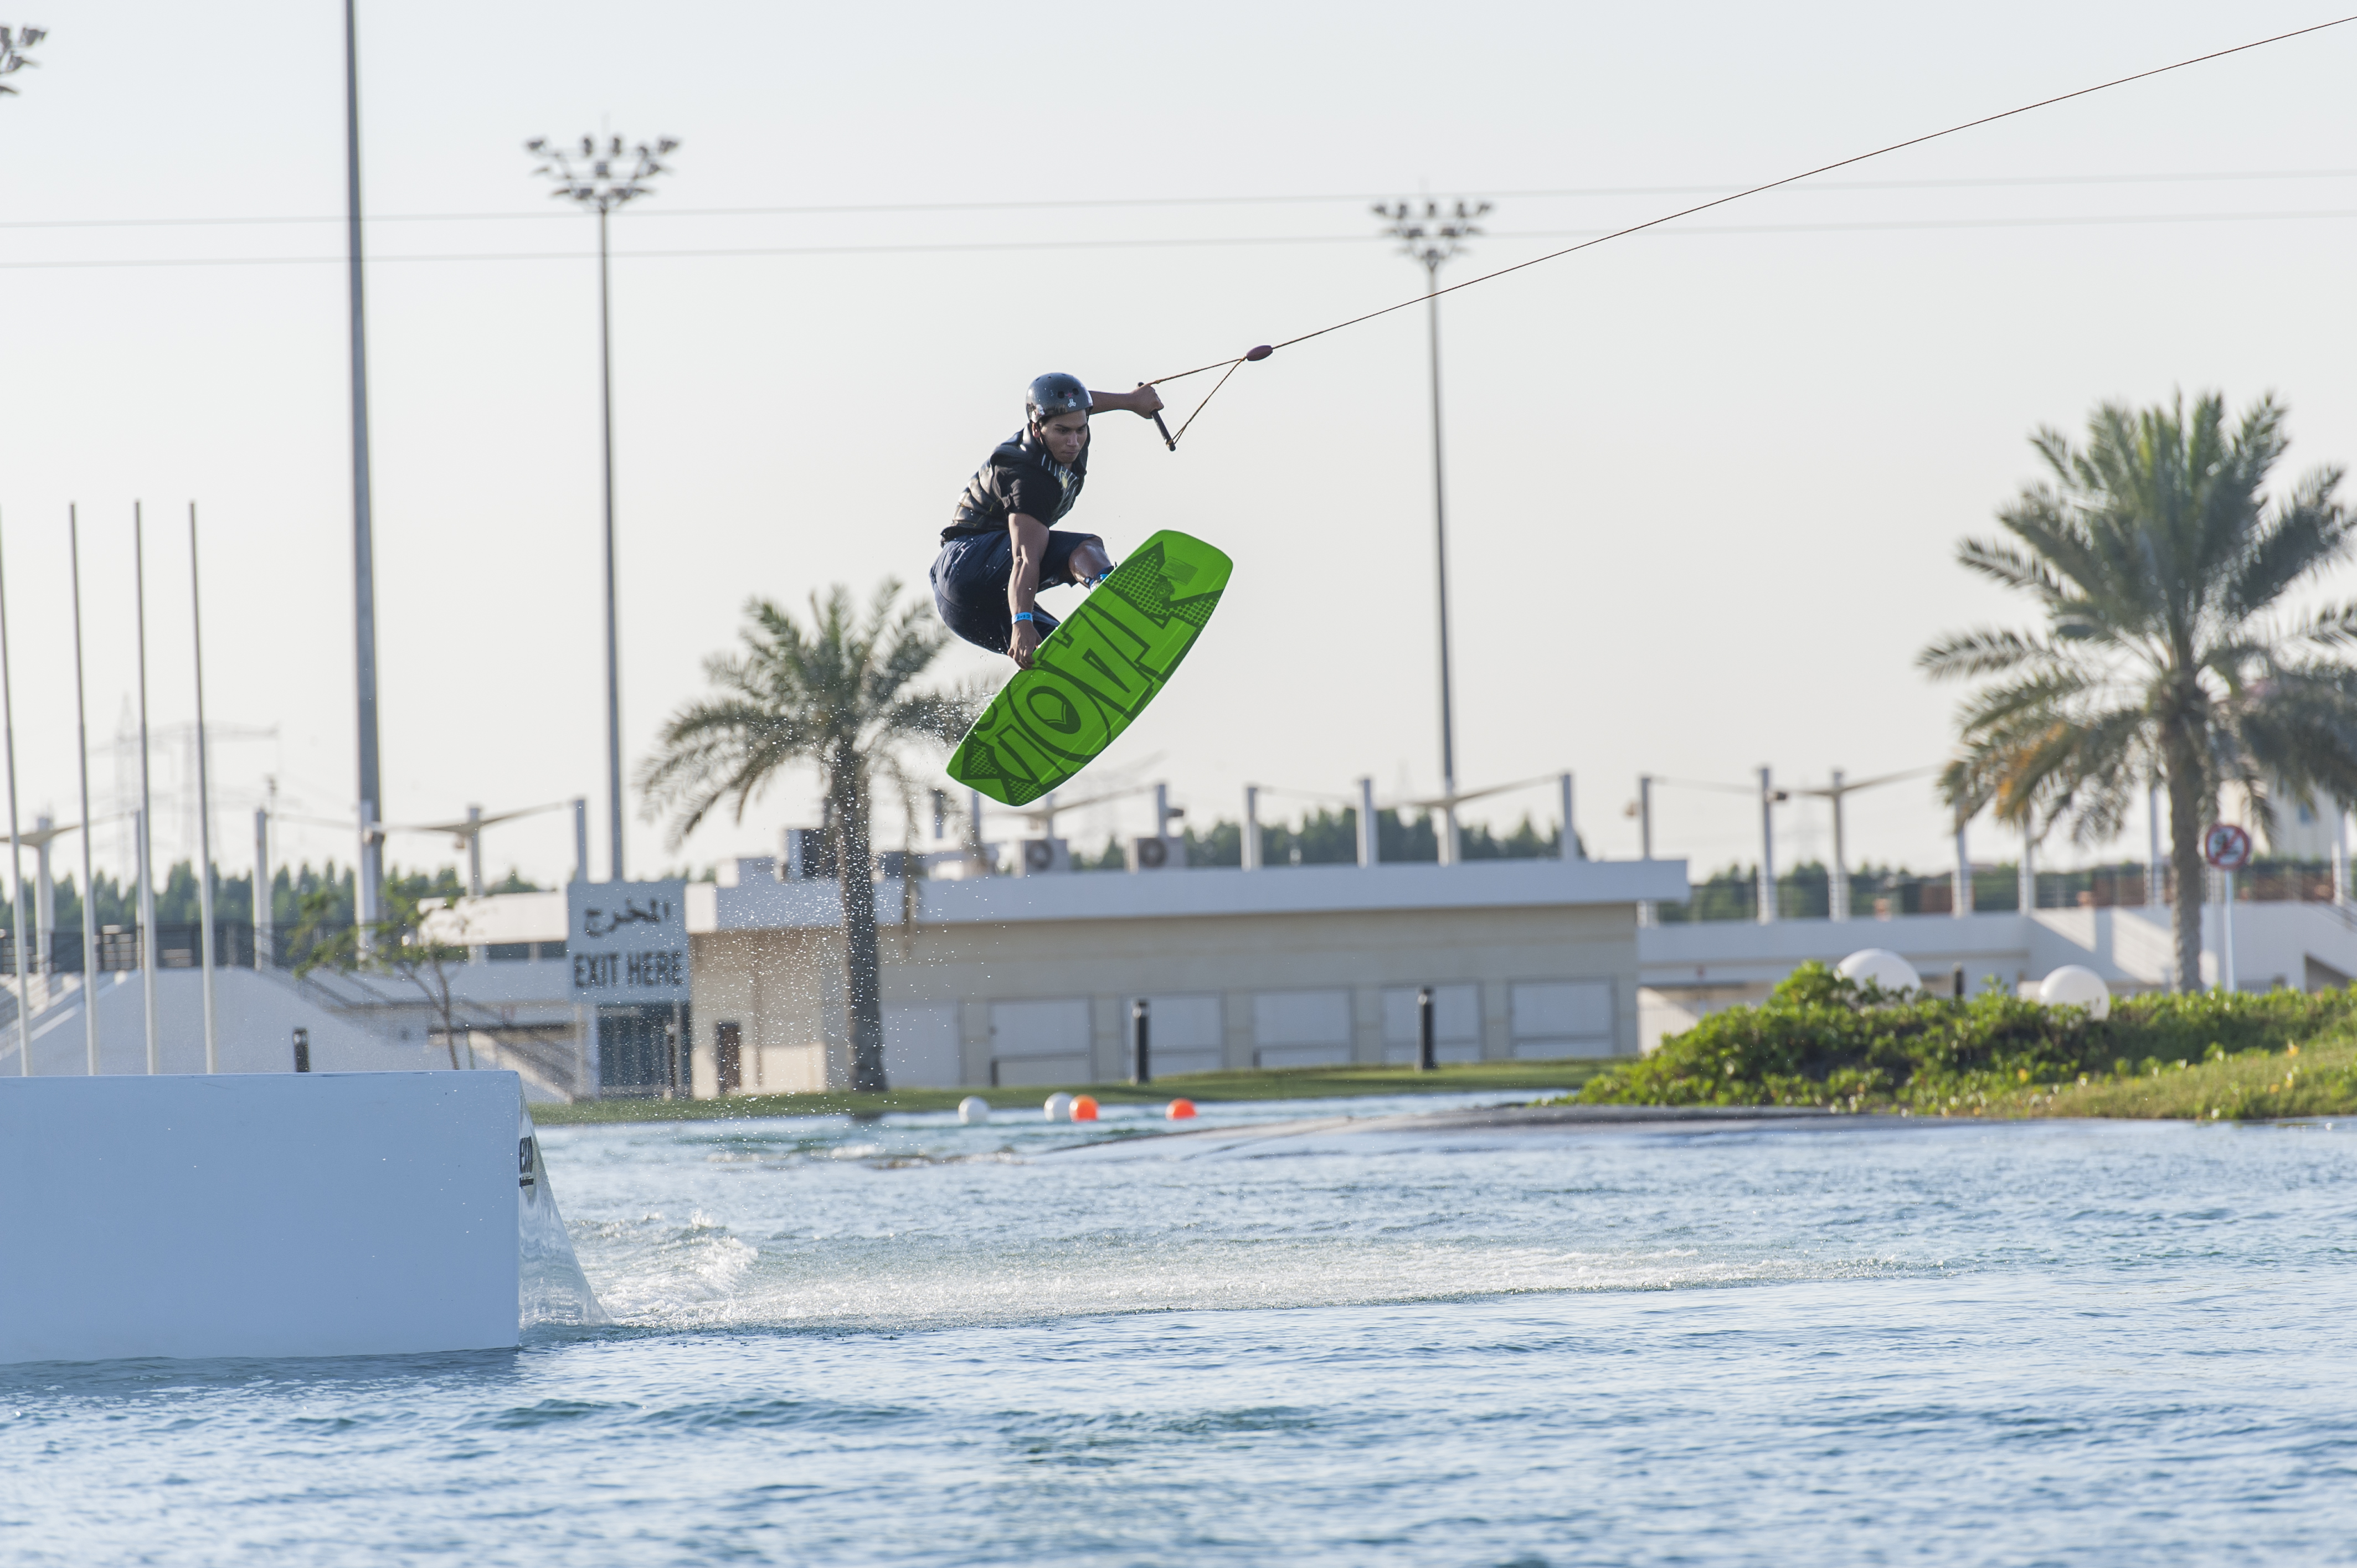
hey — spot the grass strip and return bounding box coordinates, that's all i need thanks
[528,1058,1610,1126]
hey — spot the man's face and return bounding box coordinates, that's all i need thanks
[1037,410,1089,466]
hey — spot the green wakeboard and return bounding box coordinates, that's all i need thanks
[946,529,1231,807]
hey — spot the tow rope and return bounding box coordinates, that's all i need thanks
[1138,13,2357,448]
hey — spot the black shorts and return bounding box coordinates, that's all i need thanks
[929,529,1102,655]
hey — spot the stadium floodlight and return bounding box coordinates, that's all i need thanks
[524,134,680,884]
[0,27,44,95]
[1374,198,1490,866]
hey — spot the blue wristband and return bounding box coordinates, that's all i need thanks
[1012,611,1035,624]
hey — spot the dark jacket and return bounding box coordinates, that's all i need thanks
[942,426,1088,540]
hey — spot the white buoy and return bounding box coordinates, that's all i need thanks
[2039,964,2112,1020]
[1043,1092,1074,1123]
[957,1096,990,1125]
[1836,947,1921,997]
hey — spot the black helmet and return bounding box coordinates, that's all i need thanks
[1026,373,1092,424]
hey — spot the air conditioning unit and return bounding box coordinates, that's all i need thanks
[1128,835,1183,871]
[1014,837,1070,876]
[717,856,779,888]
[783,828,837,881]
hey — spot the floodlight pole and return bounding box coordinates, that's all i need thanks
[1377,199,1488,867]
[526,133,680,884]
[343,0,384,941]
[0,25,45,97]
[597,202,621,884]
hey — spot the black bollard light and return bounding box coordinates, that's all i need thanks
[292,1026,311,1073]
[1952,964,1967,1002]
[1131,997,1151,1086]
[1417,986,1437,1073]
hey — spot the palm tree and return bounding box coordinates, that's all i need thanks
[1922,392,2357,993]
[637,582,974,1091]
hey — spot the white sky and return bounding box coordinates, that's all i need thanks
[3,0,2355,891]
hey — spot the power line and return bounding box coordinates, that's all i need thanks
[8,166,2357,233]
[8,205,2357,272]
[1141,12,2357,436]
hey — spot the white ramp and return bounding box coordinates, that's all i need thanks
[0,1071,601,1365]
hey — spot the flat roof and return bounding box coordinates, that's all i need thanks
[691,857,1690,934]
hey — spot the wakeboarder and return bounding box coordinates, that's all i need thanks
[930,373,1165,669]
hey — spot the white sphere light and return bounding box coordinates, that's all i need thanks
[1042,1092,1075,1123]
[957,1096,991,1126]
[1836,948,1921,996]
[2039,964,2111,1020]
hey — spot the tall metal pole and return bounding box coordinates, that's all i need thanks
[189,504,217,1071]
[344,0,384,937]
[253,807,272,971]
[134,507,159,1072]
[68,507,99,1075]
[2220,869,2238,993]
[2335,804,2350,909]
[34,813,52,977]
[466,802,486,965]
[1636,773,1655,929]
[0,509,29,1073]
[1757,766,1777,925]
[596,203,624,883]
[1423,259,1459,868]
[1828,769,1849,923]
[1953,812,1974,916]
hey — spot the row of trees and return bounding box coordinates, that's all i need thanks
[0,862,531,937]
[1074,810,1574,870]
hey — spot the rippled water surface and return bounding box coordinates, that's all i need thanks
[7,1092,2357,1565]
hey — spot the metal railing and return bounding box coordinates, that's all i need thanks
[2,922,261,973]
[1651,859,2348,924]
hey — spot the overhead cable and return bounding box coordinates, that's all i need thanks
[1140,14,2357,442]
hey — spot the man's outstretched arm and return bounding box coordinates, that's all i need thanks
[1089,386,1164,419]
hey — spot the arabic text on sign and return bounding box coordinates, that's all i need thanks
[581,898,676,940]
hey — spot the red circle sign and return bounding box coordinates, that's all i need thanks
[2204,823,2253,871]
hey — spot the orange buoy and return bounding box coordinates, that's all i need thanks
[1166,1098,1197,1120]
[1071,1095,1100,1121]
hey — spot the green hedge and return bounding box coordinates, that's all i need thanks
[1579,962,2357,1111]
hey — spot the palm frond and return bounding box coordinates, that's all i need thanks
[1917,627,2061,681]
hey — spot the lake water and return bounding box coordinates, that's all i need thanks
[6,1092,2356,1565]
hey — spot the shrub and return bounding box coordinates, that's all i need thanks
[1580,962,2357,1111]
